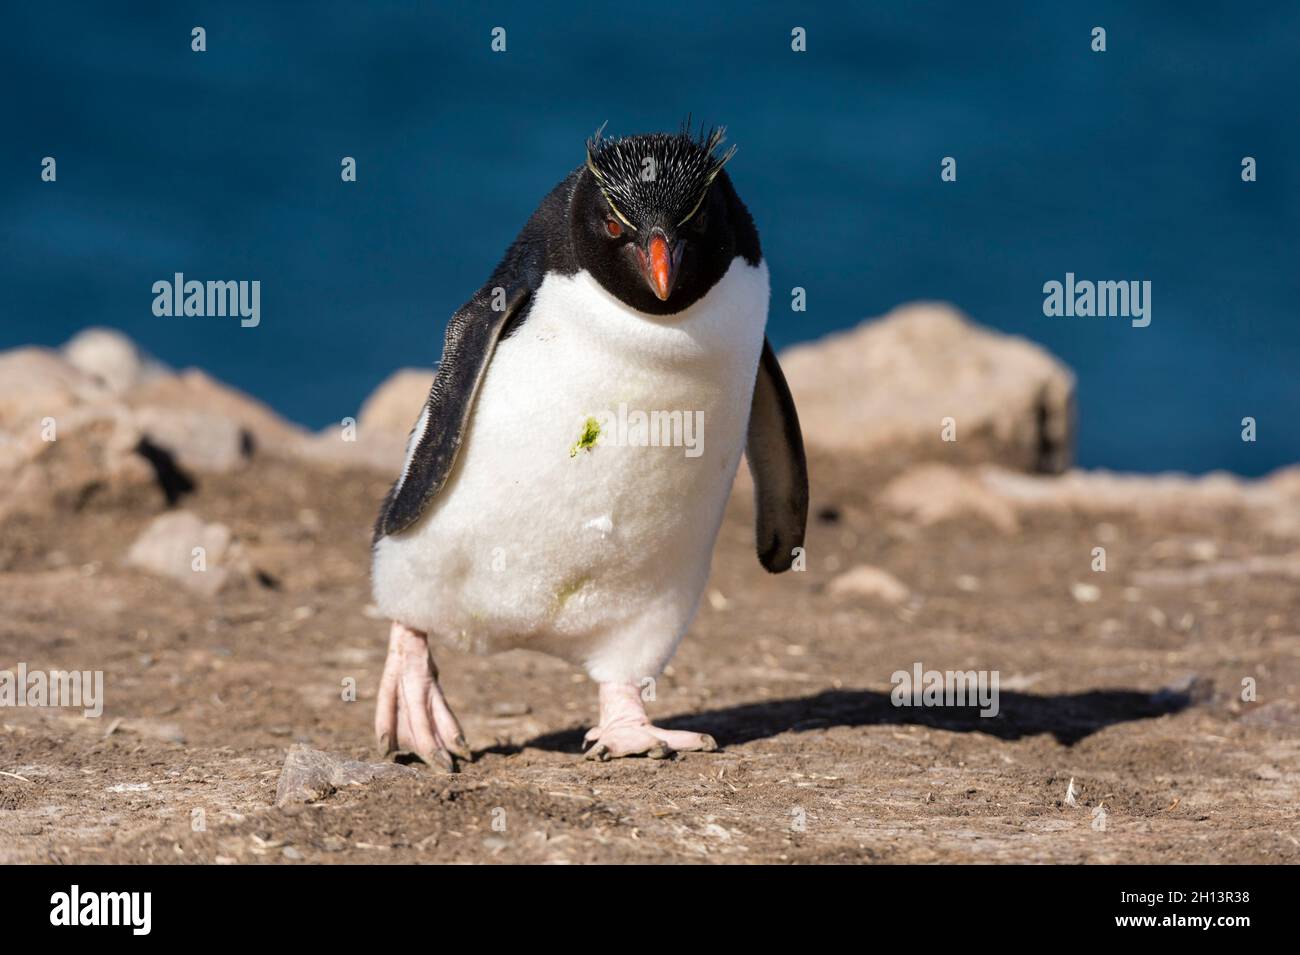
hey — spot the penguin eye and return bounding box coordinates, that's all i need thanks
[604,217,623,238]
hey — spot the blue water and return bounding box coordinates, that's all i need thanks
[3,2,1297,475]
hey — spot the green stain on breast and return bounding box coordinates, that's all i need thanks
[554,575,591,610]
[569,416,601,457]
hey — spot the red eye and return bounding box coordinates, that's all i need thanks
[605,217,623,238]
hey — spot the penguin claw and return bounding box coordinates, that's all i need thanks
[583,682,720,760]
[419,747,456,773]
[647,728,717,754]
[374,621,468,774]
[581,727,682,760]
[447,735,473,761]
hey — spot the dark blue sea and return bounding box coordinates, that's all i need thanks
[3,1,1296,475]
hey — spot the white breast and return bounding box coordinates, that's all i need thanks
[372,257,769,683]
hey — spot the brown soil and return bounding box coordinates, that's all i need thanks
[2,452,1297,864]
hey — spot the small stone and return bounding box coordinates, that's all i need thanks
[274,744,419,807]
[106,782,151,793]
[118,718,186,744]
[1070,582,1101,603]
[827,565,911,604]
[491,701,530,717]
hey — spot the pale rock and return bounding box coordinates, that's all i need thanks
[980,465,1300,537]
[126,368,307,454]
[878,463,1020,533]
[294,427,408,474]
[0,347,108,432]
[780,303,1075,472]
[0,405,154,518]
[1132,552,1300,588]
[125,511,239,596]
[357,368,432,436]
[62,327,168,394]
[827,564,911,603]
[274,744,419,807]
[290,368,432,475]
[132,406,250,473]
[1070,582,1102,603]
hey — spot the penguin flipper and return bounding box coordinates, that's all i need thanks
[375,286,531,540]
[745,338,809,572]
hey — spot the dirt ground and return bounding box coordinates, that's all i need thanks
[2,451,1297,864]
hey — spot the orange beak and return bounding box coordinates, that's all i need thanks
[639,233,681,301]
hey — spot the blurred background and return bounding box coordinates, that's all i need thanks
[2,0,1296,475]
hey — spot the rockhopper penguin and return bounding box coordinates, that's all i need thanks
[371,124,808,765]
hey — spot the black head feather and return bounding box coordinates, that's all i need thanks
[585,122,737,230]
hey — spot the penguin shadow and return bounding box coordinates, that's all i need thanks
[507,685,1197,756]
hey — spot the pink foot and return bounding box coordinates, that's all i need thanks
[583,682,718,761]
[374,622,471,772]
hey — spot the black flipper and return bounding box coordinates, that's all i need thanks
[745,338,809,572]
[375,285,531,540]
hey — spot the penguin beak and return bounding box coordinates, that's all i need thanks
[638,232,683,301]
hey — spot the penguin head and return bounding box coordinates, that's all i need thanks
[573,124,740,315]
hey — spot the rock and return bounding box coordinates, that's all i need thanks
[126,368,307,454]
[0,405,156,519]
[290,368,429,475]
[1132,552,1300,588]
[982,467,1249,514]
[125,511,239,596]
[116,718,187,744]
[132,406,250,473]
[878,463,1020,533]
[357,369,432,436]
[827,564,911,603]
[293,427,409,475]
[274,744,420,807]
[62,328,168,394]
[1153,674,1215,707]
[1070,582,1101,603]
[1240,700,1300,728]
[0,347,108,432]
[881,463,1300,541]
[779,303,1075,473]
[0,335,287,515]
[980,465,1300,537]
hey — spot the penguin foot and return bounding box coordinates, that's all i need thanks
[374,621,471,772]
[583,682,718,761]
